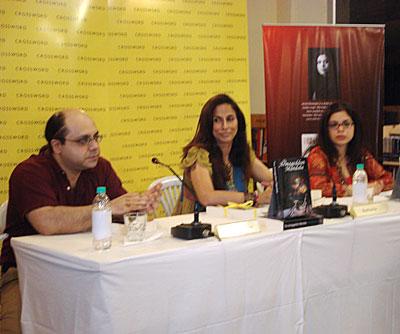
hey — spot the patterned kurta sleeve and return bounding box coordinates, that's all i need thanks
[364,152,393,191]
[307,146,348,197]
[181,146,212,171]
[173,146,212,215]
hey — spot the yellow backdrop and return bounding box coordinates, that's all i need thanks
[0,0,251,202]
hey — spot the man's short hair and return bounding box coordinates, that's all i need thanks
[45,112,68,150]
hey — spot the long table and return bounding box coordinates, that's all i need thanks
[12,200,400,334]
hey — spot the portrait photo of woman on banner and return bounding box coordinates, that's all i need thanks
[308,48,341,101]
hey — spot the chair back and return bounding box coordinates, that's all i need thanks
[0,201,7,233]
[149,176,182,216]
[0,202,8,273]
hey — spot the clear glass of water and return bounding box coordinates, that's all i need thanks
[124,211,147,242]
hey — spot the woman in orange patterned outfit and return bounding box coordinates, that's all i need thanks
[307,102,393,197]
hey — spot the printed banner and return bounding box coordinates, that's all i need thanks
[262,25,385,164]
[0,0,251,202]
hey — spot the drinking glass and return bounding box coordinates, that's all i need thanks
[124,211,147,242]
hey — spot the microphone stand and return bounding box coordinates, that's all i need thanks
[151,157,212,240]
[313,183,348,218]
[332,183,337,205]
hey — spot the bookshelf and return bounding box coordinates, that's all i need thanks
[251,114,267,163]
[383,105,400,175]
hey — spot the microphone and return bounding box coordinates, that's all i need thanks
[152,157,191,195]
[151,157,212,239]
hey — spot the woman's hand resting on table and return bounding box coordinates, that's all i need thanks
[369,181,384,196]
[257,181,273,204]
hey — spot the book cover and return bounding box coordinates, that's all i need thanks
[272,157,313,219]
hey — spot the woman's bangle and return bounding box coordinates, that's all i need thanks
[244,192,258,205]
[243,192,252,202]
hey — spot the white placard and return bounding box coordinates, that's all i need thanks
[214,220,260,239]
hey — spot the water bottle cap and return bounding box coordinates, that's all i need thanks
[96,186,106,194]
[356,163,364,169]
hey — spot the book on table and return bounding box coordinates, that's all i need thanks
[269,157,323,229]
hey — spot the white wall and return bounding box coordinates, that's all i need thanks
[247,0,333,115]
[287,0,332,23]
[246,0,277,115]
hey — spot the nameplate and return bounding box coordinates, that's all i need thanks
[206,205,257,220]
[283,214,323,230]
[349,202,388,218]
[214,220,260,239]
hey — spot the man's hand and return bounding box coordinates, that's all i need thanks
[111,183,162,215]
[110,193,148,215]
[143,183,162,213]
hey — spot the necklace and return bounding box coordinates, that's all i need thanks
[336,157,347,185]
[224,161,236,190]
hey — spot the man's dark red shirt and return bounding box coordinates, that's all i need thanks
[1,147,126,272]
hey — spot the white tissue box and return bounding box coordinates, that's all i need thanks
[206,205,259,220]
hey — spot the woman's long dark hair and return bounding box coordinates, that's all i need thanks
[183,94,251,190]
[318,101,365,167]
[310,50,340,100]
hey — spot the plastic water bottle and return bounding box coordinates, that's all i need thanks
[352,163,368,205]
[92,186,112,250]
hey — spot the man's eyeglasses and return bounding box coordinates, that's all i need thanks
[63,133,103,146]
[328,120,354,130]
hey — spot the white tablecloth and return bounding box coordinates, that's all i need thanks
[12,201,400,334]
